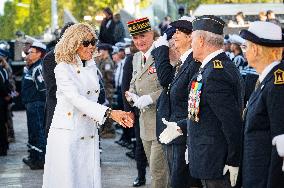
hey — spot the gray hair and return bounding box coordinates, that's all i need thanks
[194,30,224,48]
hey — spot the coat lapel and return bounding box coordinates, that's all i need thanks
[138,54,154,78]
[171,60,188,85]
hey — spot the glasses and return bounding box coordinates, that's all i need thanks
[82,38,98,47]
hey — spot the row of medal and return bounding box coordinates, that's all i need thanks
[188,73,203,122]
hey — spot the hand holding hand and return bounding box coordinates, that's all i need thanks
[223,165,239,187]
[154,33,169,48]
[125,91,139,103]
[110,110,134,128]
[133,95,153,109]
[159,118,182,144]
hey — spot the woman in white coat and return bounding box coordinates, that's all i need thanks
[42,23,133,188]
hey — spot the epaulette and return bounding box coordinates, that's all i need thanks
[274,69,284,85]
[213,60,223,69]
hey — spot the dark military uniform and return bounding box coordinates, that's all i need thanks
[187,52,243,181]
[243,62,284,188]
[153,45,201,188]
[22,59,46,163]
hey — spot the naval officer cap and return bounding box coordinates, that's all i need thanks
[170,16,195,34]
[31,41,46,52]
[192,15,225,35]
[240,21,284,47]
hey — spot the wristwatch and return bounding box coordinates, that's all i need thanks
[104,108,112,119]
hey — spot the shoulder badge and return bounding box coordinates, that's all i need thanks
[213,60,223,69]
[274,69,284,85]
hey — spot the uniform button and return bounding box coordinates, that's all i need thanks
[80,137,84,140]
[67,112,72,116]
[157,109,159,112]
[139,89,142,92]
[82,114,86,117]
[90,136,94,139]
[139,78,142,81]
[142,109,145,113]
[87,91,91,94]
[77,70,80,74]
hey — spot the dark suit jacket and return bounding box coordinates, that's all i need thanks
[42,50,57,135]
[243,62,284,188]
[151,46,175,144]
[188,52,243,179]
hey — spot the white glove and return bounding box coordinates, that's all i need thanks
[154,33,169,48]
[223,165,239,187]
[133,95,153,109]
[272,134,284,171]
[159,118,182,144]
[125,91,139,103]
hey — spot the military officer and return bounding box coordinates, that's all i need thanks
[240,21,284,188]
[153,17,202,188]
[125,17,169,188]
[176,15,243,188]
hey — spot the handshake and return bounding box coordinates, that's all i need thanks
[108,110,134,128]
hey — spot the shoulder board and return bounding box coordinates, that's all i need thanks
[213,60,223,69]
[274,69,284,85]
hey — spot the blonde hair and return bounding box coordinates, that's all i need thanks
[55,23,97,64]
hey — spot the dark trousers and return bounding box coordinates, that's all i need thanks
[134,114,147,178]
[163,144,202,188]
[25,101,46,162]
[201,175,232,188]
[0,103,8,154]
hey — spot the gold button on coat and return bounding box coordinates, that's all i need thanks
[87,91,91,94]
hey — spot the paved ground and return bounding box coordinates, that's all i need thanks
[0,111,150,188]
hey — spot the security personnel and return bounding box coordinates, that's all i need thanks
[126,17,169,188]
[240,21,284,188]
[96,43,116,138]
[21,41,47,169]
[153,17,202,188]
[187,15,243,188]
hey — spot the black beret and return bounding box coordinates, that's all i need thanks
[164,27,176,40]
[192,15,225,35]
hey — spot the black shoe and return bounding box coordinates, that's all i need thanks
[126,151,135,159]
[133,177,146,187]
[22,156,32,165]
[28,160,44,170]
[126,143,134,150]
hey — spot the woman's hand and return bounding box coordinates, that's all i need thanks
[110,110,134,128]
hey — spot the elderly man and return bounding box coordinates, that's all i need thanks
[240,21,284,188]
[152,17,202,188]
[126,17,169,188]
[22,41,47,169]
[186,15,243,188]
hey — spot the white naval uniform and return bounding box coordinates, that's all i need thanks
[42,56,108,188]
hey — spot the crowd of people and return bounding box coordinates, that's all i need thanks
[0,5,284,188]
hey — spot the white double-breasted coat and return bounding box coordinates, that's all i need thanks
[42,57,108,188]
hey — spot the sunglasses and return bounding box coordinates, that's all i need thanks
[82,38,98,47]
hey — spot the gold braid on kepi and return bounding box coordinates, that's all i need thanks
[54,23,97,64]
[127,17,152,36]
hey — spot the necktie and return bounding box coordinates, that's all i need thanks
[143,56,146,65]
[174,60,182,77]
[254,79,260,91]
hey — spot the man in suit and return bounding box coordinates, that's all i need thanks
[240,21,284,188]
[163,15,243,188]
[42,22,74,136]
[153,17,202,188]
[126,17,169,188]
